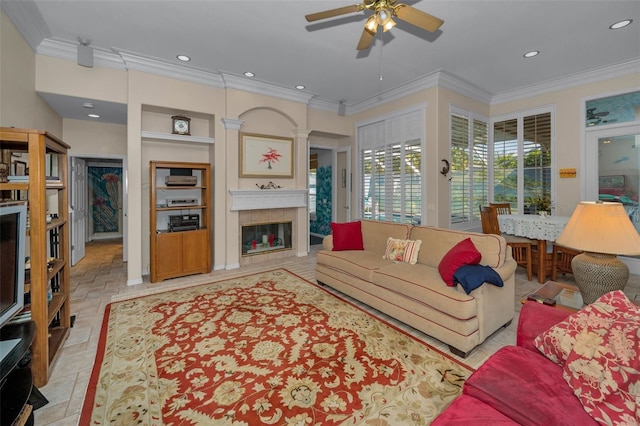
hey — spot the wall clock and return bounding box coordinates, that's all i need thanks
[171,115,191,135]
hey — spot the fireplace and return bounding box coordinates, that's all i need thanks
[238,208,298,265]
[242,221,292,256]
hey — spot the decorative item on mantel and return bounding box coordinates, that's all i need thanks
[256,181,282,190]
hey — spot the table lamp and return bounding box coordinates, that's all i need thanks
[556,201,640,304]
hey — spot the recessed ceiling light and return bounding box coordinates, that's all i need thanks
[176,55,191,62]
[244,71,255,77]
[609,19,632,30]
[523,50,540,58]
[82,102,94,109]
[295,85,305,90]
[88,113,100,118]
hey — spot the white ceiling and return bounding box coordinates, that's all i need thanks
[3,0,640,124]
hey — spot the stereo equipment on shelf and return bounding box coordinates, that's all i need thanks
[165,175,197,186]
[166,198,199,207]
[169,214,200,232]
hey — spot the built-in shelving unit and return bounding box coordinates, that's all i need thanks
[0,128,71,388]
[150,161,211,282]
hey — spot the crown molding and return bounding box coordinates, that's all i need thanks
[349,70,492,114]
[221,73,315,104]
[308,97,342,114]
[118,51,225,88]
[1,0,50,51]
[37,39,126,70]
[491,59,640,105]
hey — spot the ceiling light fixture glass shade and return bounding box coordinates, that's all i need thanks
[365,15,378,33]
[176,55,191,62]
[243,71,255,77]
[376,9,396,32]
[523,50,540,58]
[295,85,305,90]
[610,19,632,30]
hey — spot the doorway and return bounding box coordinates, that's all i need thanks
[585,123,640,274]
[69,154,127,266]
[308,146,351,247]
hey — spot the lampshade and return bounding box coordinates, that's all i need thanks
[556,201,640,255]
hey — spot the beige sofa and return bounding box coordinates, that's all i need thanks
[315,219,517,357]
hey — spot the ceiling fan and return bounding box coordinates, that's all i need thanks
[305,0,444,50]
[586,107,617,125]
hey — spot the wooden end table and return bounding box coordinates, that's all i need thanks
[522,281,584,312]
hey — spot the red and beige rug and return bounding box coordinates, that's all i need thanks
[80,269,472,425]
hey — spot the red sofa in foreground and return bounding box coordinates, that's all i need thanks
[433,301,598,425]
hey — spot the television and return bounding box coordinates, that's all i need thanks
[0,201,27,331]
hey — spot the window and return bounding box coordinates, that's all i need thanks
[357,109,424,223]
[450,108,488,228]
[492,111,553,214]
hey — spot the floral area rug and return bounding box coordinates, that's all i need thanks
[80,269,472,425]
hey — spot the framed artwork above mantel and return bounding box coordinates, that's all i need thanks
[239,133,293,178]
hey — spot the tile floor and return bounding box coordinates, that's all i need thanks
[33,239,640,425]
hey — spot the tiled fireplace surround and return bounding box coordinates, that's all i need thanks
[239,208,297,266]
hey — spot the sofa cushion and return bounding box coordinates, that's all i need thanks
[463,346,597,426]
[330,221,364,251]
[360,220,411,255]
[453,264,504,295]
[372,263,477,322]
[316,249,392,283]
[409,226,508,269]
[540,291,640,425]
[383,237,422,264]
[431,395,520,425]
[438,238,482,286]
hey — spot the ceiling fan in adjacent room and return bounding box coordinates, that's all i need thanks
[305,0,444,50]
[586,108,617,126]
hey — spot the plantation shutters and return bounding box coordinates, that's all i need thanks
[450,110,489,228]
[358,109,424,223]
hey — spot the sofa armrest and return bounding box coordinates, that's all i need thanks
[516,301,573,353]
[322,235,334,251]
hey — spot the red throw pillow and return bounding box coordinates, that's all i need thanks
[331,221,364,251]
[438,237,482,286]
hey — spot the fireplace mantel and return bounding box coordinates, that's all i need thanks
[229,189,308,211]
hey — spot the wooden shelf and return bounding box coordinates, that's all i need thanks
[0,182,29,191]
[0,128,71,388]
[150,161,211,282]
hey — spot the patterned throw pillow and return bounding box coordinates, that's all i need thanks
[534,291,640,425]
[382,237,422,264]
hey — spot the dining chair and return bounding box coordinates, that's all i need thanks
[489,202,512,215]
[551,244,582,281]
[479,205,534,281]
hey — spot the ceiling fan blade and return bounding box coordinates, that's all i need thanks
[357,27,375,50]
[393,4,444,32]
[305,4,363,22]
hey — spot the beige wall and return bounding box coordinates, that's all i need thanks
[63,119,127,155]
[5,8,640,281]
[1,12,61,133]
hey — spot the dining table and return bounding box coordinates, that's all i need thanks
[497,213,571,283]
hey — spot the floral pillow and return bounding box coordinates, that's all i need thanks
[534,291,640,425]
[383,237,422,265]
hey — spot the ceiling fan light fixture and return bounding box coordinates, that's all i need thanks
[365,15,378,32]
[383,16,396,31]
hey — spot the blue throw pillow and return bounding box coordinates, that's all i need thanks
[453,264,504,295]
